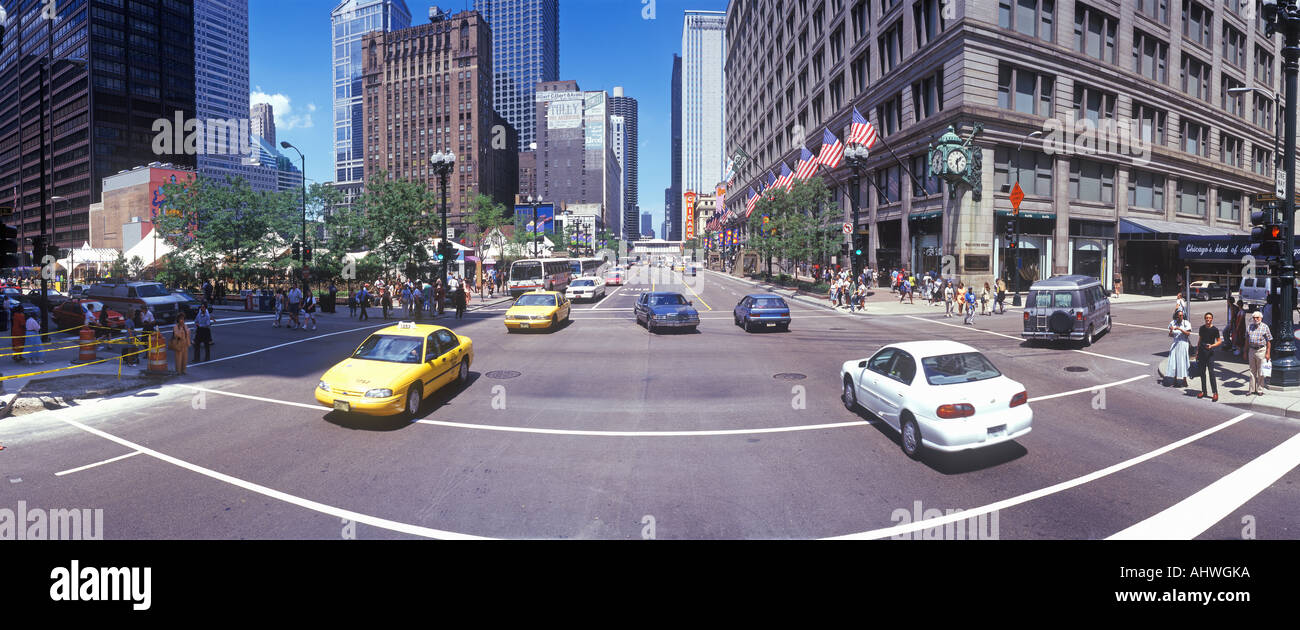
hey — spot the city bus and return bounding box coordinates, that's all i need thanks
[568,257,611,279]
[508,258,572,297]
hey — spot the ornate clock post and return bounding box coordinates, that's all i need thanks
[926,124,985,282]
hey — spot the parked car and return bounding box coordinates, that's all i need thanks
[26,288,68,308]
[1188,281,1229,301]
[51,300,126,331]
[840,340,1032,459]
[169,289,203,319]
[1021,275,1112,347]
[85,281,182,324]
[733,294,791,332]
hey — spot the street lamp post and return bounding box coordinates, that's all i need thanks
[1262,1,1300,387]
[1011,130,1043,307]
[431,152,456,287]
[280,142,307,292]
[526,195,543,258]
[844,144,870,280]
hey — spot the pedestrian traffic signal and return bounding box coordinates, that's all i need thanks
[44,244,62,261]
[0,222,19,269]
[292,241,301,260]
[1005,221,1016,249]
[1251,205,1285,257]
[302,244,313,262]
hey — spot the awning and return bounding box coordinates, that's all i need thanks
[909,211,942,221]
[1121,217,1247,238]
[994,210,1056,220]
[1178,235,1300,260]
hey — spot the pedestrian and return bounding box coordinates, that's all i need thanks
[328,282,338,314]
[193,304,213,363]
[995,279,1007,314]
[944,281,955,317]
[1152,271,1162,297]
[303,293,318,330]
[142,305,156,338]
[202,278,213,305]
[288,284,303,329]
[347,290,357,317]
[381,288,392,319]
[435,280,446,315]
[402,285,413,318]
[1167,309,1191,388]
[23,309,43,364]
[357,285,370,321]
[981,283,991,315]
[963,287,976,325]
[454,282,467,319]
[1174,292,1187,318]
[1246,310,1272,395]
[1195,312,1222,402]
[955,282,966,316]
[122,307,137,366]
[98,299,112,340]
[128,308,144,366]
[11,302,24,363]
[169,312,191,375]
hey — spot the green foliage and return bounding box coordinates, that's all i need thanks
[747,177,839,278]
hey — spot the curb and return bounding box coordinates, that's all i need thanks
[1156,357,1300,420]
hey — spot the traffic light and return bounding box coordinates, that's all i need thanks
[1006,221,1016,249]
[1251,205,1285,258]
[302,244,313,262]
[44,243,62,262]
[437,240,456,263]
[0,223,19,268]
[291,241,301,260]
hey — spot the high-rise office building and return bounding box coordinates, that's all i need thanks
[666,54,683,241]
[610,86,639,241]
[361,9,518,233]
[0,0,197,250]
[195,0,257,188]
[535,81,621,232]
[473,0,560,153]
[723,0,1279,291]
[681,10,726,239]
[641,211,652,236]
[250,102,275,146]
[331,0,412,205]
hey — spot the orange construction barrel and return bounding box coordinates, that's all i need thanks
[72,325,97,363]
[146,331,168,374]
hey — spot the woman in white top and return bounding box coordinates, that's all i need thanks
[24,314,43,364]
[1168,309,1193,388]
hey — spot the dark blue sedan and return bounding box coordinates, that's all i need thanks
[634,291,700,333]
[733,294,791,332]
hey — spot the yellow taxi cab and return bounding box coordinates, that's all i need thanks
[315,322,473,417]
[504,290,571,332]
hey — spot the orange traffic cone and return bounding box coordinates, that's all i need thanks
[71,325,97,364]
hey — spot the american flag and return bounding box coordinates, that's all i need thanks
[794,147,818,180]
[848,106,878,149]
[818,128,844,169]
[745,187,758,217]
[778,162,794,191]
[764,171,777,193]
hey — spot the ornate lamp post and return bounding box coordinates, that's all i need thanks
[844,144,871,279]
[430,152,456,286]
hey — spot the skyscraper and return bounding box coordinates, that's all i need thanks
[680,11,725,239]
[641,211,652,236]
[0,0,197,249]
[195,0,256,188]
[331,0,412,205]
[665,54,682,241]
[250,102,275,146]
[473,0,559,153]
[535,81,621,232]
[610,86,639,242]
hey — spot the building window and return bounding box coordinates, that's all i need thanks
[1074,4,1117,64]
[913,0,946,49]
[1073,84,1116,124]
[1069,158,1115,203]
[878,22,902,75]
[1222,24,1246,68]
[1178,179,1207,216]
[998,0,1055,42]
[1182,0,1212,48]
[911,154,943,196]
[995,148,1054,196]
[1221,134,1242,168]
[1180,118,1209,156]
[851,0,869,40]
[1137,0,1168,23]
[1128,169,1165,210]
[1133,102,1167,146]
[1254,94,1275,132]
[1222,76,1245,117]
[1254,147,1272,177]
[1179,54,1210,101]
[998,64,1054,117]
[1218,190,1241,221]
[1256,47,1275,84]
[911,71,944,121]
[851,52,869,93]
[876,164,901,204]
[1133,29,1167,83]
[877,92,903,135]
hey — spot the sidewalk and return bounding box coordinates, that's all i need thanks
[0,332,159,418]
[708,270,1022,317]
[1157,355,1300,419]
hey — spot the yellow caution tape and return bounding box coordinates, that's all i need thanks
[0,323,86,340]
[0,343,156,382]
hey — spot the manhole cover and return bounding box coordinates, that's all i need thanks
[485,370,522,379]
[1064,366,1089,373]
[773,373,807,381]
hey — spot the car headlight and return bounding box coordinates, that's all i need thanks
[364,388,393,398]
[318,381,331,392]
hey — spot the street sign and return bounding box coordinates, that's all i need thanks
[1009,182,1024,212]
[842,223,852,234]
[1277,170,1287,197]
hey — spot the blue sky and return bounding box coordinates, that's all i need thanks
[250,0,727,231]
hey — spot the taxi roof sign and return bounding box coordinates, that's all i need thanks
[397,321,416,329]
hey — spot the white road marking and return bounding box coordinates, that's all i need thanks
[54,450,143,476]
[177,384,322,409]
[823,412,1254,540]
[906,315,1150,366]
[1112,321,1170,332]
[1107,429,1300,540]
[588,285,628,310]
[55,416,492,540]
[1028,375,1147,402]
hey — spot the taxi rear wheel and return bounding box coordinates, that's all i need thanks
[404,383,423,418]
[457,360,469,387]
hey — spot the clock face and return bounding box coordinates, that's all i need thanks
[930,151,944,177]
[946,149,968,175]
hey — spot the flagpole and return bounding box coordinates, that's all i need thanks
[874,133,927,194]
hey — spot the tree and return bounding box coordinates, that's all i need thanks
[347,171,439,280]
[127,256,145,280]
[109,252,128,280]
[465,193,509,247]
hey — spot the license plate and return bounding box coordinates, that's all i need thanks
[987,424,1006,437]
[520,322,530,328]
[333,401,350,412]
[766,322,776,327]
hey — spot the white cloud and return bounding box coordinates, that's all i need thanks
[250,88,315,130]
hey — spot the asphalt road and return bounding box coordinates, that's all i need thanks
[1,267,1297,540]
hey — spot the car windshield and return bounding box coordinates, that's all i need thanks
[351,335,423,364]
[652,295,687,306]
[511,263,542,281]
[515,294,556,307]
[751,298,787,309]
[134,284,168,298]
[922,352,1002,385]
[572,279,594,287]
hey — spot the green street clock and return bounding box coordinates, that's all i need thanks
[927,124,984,200]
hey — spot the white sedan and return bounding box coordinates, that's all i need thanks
[840,340,1032,459]
[565,276,607,302]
